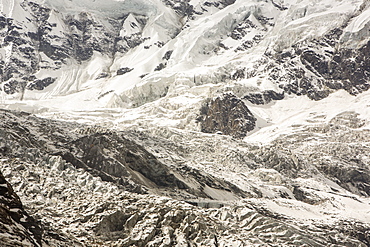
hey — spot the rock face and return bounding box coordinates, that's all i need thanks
[67,133,188,190]
[1,0,370,108]
[0,0,368,105]
[243,90,285,105]
[198,93,256,138]
[0,0,148,95]
[0,170,42,246]
[264,29,370,101]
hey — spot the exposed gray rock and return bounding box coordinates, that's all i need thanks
[117,67,134,75]
[154,62,167,71]
[95,72,109,80]
[243,90,284,105]
[1,108,370,246]
[27,77,56,91]
[266,27,370,100]
[198,93,256,139]
[0,171,42,246]
[162,50,173,60]
[0,1,149,95]
[161,0,194,17]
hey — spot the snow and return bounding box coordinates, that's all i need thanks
[340,2,370,48]
[253,190,370,224]
[1,0,366,112]
[121,14,142,36]
[0,0,16,17]
[43,0,158,18]
[245,90,370,144]
[2,0,370,245]
[345,3,370,33]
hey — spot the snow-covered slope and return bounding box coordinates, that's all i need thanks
[1,0,370,246]
[1,0,369,107]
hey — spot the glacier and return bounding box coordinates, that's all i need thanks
[1,0,370,246]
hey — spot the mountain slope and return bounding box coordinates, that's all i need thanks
[1,0,369,108]
[1,109,370,246]
[1,0,370,246]
[0,170,42,246]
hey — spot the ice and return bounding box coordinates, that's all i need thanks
[2,0,370,245]
[43,0,158,18]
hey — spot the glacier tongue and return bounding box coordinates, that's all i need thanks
[1,109,370,246]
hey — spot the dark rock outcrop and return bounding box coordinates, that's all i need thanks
[0,171,43,246]
[266,27,370,100]
[197,93,256,139]
[95,72,109,80]
[318,163,370,197]
[70,133,188,189]
[244,90,284,105]
[161,0,194,17]
[27,77,56,91]
[117,67,134,75]
[0,1,148,95]
[162,50,173,60]
[162,0,236,18]
[154,62,166,71]
[299,39,370,96]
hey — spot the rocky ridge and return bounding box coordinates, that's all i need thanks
[0,170,42,247]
